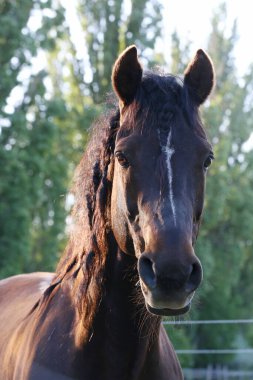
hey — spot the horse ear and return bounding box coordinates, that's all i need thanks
[112,45,143,105]
[184,49,215,105]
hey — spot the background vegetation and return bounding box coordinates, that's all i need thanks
[0,0,252,371]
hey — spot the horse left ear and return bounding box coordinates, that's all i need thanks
[184,49,215,105]
[112,45,143,105]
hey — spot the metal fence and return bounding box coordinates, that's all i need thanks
[163,319,253,379]
[164,319,253,326]
[183,367,253,380]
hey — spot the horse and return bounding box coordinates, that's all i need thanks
[0,45,214,380]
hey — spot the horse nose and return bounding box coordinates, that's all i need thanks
[138,253,202,293]
[138,254,157,290]
[184,259,202,293]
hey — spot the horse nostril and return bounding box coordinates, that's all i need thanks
[138,255,157,290]
[186,261,203,293]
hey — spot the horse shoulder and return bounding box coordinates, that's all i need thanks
[0,272,54,378]
[0,272,54,322]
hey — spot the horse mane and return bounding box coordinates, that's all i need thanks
[35,105,120,340]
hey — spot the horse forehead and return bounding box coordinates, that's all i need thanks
[142,72,182,95]
[118,77,193,146]
[143,74,181,102]
[144,84,186,136]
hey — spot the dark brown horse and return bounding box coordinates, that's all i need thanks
[0,46,214,380]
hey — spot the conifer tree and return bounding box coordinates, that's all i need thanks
[0,0,69,276]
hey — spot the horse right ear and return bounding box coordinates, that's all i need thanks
[112,45,143,105]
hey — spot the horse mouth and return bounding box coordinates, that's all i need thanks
[141,280,193,316]
[146,303,191,316]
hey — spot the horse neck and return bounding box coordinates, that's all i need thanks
[104,236,160,329]
[78,237,161,378]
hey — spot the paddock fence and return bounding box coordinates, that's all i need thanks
[163,319,253,380]
[183,367,253,379]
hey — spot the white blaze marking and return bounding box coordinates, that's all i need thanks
[164,130,177,226]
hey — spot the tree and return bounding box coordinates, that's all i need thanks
[0,0,70,276]
[77,0,163,102]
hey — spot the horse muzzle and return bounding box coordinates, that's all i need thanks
[137,251,203,316]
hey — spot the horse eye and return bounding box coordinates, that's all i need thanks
[115,152,129,168]
[203,154,214,170]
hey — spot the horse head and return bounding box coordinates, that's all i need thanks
[110,46,214,316]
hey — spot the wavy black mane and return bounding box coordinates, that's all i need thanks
[45,107,119,335]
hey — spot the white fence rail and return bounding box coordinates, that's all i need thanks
[176,349,253,355]
[163,319,253,356]
[163,320,253,379]
[163,319,253,325]
[183,367,253,379]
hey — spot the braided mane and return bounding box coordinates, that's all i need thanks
[47,108,120,339]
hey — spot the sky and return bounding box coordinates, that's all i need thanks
[163,0,253,76]
[62,0,253,77]
[161,0,253,149]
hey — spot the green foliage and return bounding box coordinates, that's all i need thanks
[165,323,194,368]
[78,0,163,102]
[170,31,191,74]
[0,0,70,276]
